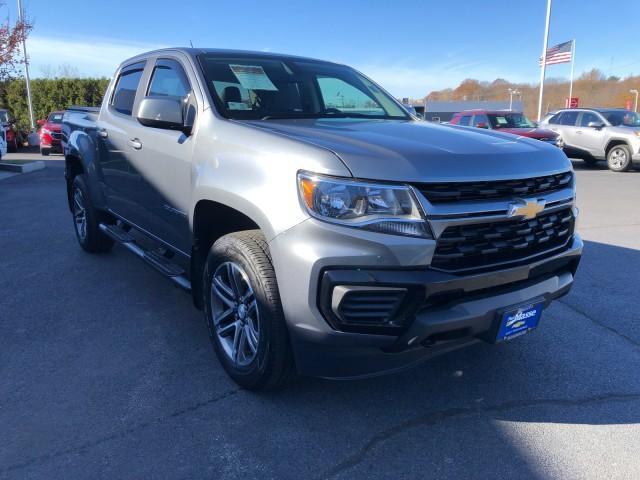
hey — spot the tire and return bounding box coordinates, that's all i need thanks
[41,148,50,156]
[203,230,294,391]
[71,175,114,253]
[607,144,632,172]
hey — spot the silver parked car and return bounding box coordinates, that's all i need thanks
[62,48,581,390]
[540,108,640,172]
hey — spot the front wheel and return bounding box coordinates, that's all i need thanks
[40,148,50,156]
[607,144,632,172]
[203,230,294,390]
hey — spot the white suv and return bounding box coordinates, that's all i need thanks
[540,108,640,172]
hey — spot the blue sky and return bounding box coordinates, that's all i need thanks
[8,0,640,97]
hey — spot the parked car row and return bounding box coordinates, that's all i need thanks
[449,110,561,146]
[442,107,639,172]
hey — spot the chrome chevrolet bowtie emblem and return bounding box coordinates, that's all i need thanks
[508,199,546,220]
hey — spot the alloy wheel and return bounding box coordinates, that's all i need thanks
[210,262,260,367]
[73,187,87,241]
[609,148,627,169]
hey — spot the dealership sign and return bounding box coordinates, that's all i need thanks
[565,97,579,108]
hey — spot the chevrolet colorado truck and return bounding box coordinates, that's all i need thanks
[62,48,582,390]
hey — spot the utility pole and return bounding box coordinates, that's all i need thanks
[537,0,552,121]
[17,0,35,131]
[631,89,639,112]
[508,88,520,110]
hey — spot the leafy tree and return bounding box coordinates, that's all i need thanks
[0,1,32,82]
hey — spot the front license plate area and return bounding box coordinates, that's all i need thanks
[495,301,543,342]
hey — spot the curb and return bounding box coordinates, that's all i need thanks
[0,161,46,174]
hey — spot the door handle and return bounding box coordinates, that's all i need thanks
[128,138,142,150]
[97,129,108,138]
[576,130,583,134]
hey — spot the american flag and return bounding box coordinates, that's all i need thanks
[539,40,574,66]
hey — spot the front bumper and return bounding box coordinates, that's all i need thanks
[270,218,582,379]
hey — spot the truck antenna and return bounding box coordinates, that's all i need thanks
[189,40,194,48]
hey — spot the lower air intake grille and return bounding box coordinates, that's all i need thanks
[336,288,407,327]
[432,207,575,272]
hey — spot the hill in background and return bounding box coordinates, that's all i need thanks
[423,69,639,118]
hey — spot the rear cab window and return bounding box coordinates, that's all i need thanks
[458,115,471,126]
[111,61,146,116]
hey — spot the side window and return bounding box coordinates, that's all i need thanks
[558,111,579,126]
[111,63,145,115]
[472,114,489,127]
[579,112,601,127]
[548,113,561,124]
[316,77,385,115]
[147,59,191,100]
[458,115,471,126]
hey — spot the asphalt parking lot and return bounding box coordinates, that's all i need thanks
[1,153,639,479]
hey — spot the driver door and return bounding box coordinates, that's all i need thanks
[575,111,607,157]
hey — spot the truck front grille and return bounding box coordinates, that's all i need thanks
[417,171,573,204]
[432,207,575,272]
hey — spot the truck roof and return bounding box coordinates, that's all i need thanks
[121,47,341,68]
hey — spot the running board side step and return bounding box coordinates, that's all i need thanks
[99,223,191,291]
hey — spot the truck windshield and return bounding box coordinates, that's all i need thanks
[198,54,409,121]
[600,110,640,127]
[488,113,536,129]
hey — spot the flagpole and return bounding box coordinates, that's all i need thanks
[568,39,576,102]
[537,0,552,121]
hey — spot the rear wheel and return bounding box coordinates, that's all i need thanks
[203,230,294,390]
[607,144,632,172]
[40,148,50,156]
[71,175,114,253]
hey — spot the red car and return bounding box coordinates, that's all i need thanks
[39,111,64,156]
[450,110,561,146]
[0,108,20,152]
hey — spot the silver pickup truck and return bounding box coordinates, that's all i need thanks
[62,48,582,390]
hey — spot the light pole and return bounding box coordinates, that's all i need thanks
[630,89,638,112]
[508,88,520,110]
[17,0,35,131]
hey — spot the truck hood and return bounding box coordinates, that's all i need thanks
[242,119,571,182]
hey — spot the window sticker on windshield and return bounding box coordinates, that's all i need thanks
[227,101,251,111]
[229,64,278,91]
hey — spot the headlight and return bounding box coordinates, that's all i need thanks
[297,172,432,238]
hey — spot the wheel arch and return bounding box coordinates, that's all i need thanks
[190,199,262,309]
[605,138,630,155]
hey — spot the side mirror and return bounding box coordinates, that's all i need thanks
[136,97,188,134]
[587,121,605,129]
[476,122,489,129]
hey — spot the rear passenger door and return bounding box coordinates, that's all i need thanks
[552,111,580,148]
[124,57,195,255]
[98,61,146,217]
